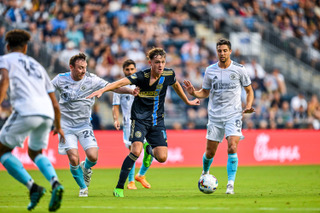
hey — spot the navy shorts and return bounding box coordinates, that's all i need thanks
[129,119,167,148]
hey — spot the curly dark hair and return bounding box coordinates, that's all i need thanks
[5,29,31,50]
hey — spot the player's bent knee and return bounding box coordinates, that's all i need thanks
[156,155,167,163]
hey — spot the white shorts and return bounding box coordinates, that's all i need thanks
[58,124,98,155]
[206,116,244,142]
[0,112,53,151]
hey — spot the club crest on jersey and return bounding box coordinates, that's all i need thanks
[81,85,86,91]
[131,74,137,79]
[156,84,163,90]
[135,131,142,138]
[229,73,238,80]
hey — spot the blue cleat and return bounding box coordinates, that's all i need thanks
[49,182,64,212]
[27,183,46,211]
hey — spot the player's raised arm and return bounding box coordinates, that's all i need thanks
[183,80,210,99]
[86,78,131,99]
[172,81,200,106]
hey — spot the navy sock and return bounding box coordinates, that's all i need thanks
[116,153,138,189]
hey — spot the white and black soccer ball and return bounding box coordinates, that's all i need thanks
[198,174,218,194]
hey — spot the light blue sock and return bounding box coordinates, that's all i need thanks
[34,154,57,181]
[128,162,136,182]
[0,152,32,185]
[227,153,238,181]
[70,164,87,189]
[203,153,213,173]
[84,157,97,169]
[138,157,153,176]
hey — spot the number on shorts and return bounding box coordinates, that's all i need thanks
[82,130,94,138]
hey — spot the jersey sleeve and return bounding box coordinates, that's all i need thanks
[112,92,121,105]
[240,66,252,87]
[91,73,109,91]
[202,67,212,90]
[0,56,9,70]
[51,75,60,91]
[43,70,55,93]
[127,71,143,86]
[168,69,176,86]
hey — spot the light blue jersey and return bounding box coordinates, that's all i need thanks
[51,72,108,129]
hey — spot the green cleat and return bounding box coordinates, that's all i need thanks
[49,182,64,212]
[27,183,46,211]
[113,188,124,197]
[143,142,153,167]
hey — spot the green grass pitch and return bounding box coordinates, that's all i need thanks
[0,165,319,213]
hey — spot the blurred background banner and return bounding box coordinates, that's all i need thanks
[0,130,319,170]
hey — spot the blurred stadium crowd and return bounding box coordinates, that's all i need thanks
[0,0,319,130]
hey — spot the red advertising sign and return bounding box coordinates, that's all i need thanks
[0,130,319,170]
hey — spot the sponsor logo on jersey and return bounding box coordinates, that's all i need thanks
[139,91,159,97]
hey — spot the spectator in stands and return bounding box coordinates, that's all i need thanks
[307,94,320,129]
[0,26,6,55]
[276,101,294,129]
[59,41,80,68]
[264,67,287,95]
[51,11,67,33]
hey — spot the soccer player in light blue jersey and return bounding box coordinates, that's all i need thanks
[0,29,64,211]
[112,59,152,190]
[52,53,136,197]
[184,38,255,194]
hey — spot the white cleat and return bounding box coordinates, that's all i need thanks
[226,184,235,194]
[79,188,88,197]
[80,161,92,187]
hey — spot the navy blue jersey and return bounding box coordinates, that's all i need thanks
[127,68,176,126]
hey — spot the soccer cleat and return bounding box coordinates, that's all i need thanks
[49,181,64,212]
[79,187,88,197]
[226,184,235,194]
[27,183,46,211]
[201,170,209,176]
[135,174,151,189]
[113,188,124,197]
[143,142,152,167]
[127,181,137,190]
[80,161,92,187]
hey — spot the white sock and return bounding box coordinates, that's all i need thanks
[228,180,234,186]
[26,179,34,190]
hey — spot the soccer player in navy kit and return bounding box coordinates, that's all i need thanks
[87,47,200,197]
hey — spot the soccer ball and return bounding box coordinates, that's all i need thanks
[198,174,218,194]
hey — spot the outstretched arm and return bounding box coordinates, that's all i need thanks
[172,81,200,106]
[243,85,255,113]
[0,68,9,104]
[183,80,210,98]
[87,78,131,99]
